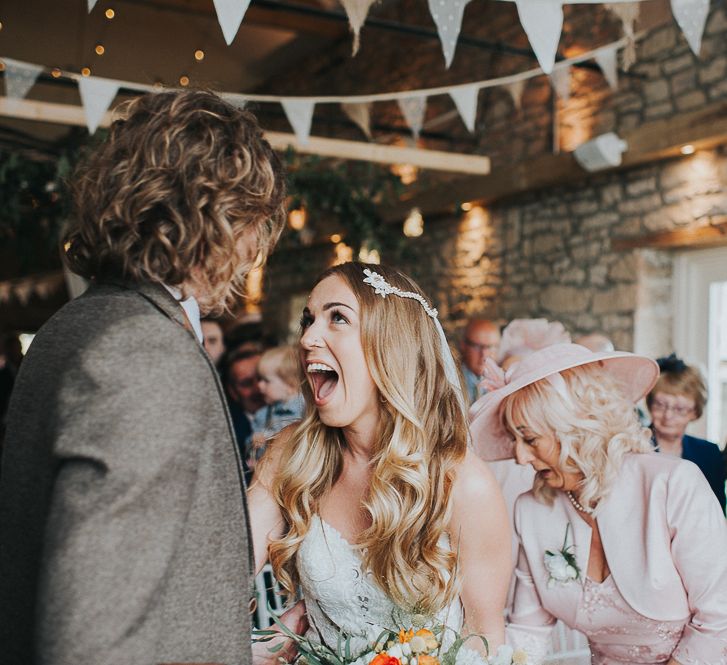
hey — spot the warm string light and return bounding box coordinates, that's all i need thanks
[105,8,115,19]
[681,144,695,155]
[179,75,190,87]
[194,49,205,61]
[403,208,424,238]
[81,67,91,77]
[51,68,61,78]
[95,44,105,56]
[287,208,307,231]
[330,234,342,243]
[333,243,353,265]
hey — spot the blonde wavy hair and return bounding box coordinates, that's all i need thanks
[502,364,652,510]
[267,262,468,614]
[63,89,286,315]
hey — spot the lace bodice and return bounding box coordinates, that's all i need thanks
[297,516,463,658]
[575,575,686,664]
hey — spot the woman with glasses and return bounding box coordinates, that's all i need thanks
[647,354,726,513]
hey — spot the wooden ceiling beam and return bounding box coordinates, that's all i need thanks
[119,0,347,38]
[383,99,727,221]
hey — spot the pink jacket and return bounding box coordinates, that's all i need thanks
[506,452,727,664]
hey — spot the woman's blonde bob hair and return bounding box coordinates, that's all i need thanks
[267,262,468,614]
[63,89,286,314]
[502,363,652,510]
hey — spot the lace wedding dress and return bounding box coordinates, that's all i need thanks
[297,515,464,661]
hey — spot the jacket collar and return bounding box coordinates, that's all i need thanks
[98,278,189,331]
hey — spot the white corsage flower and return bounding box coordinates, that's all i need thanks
[487,644,514,665]
[544,523,580,588]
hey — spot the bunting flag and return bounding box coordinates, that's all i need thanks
[605,2,639,69]
[398,96,427,139]
[78,76,120,134]
[594,46,619,89]
[428,0,471,68]
[213,0,252,46]
[449,84,480,133]
[3,58,43,99]
[339,0,377,55]
[87,0,98,11]
[341,102,372,139]
[281,99,315,144]
[671,0,709,56]
[508,79,526,110]
[515,0,563,74]
[550,64,571,102]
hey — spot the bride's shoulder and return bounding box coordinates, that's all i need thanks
[450,449,503,506]
[251,423,298,490]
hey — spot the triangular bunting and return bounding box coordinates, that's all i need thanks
[78,76,120,134]
[515,0,563,74]
[3,58,43,100]
[594,46,619,89]
[550,65,571,102]
[398,96,427,140]
[508,79,526,110]
[339,0,377,55]
[87,0,98,11]
[449,84,480,133]
[671,0,709,56]
[428,0,470,68]
[605,3,639,69]
[213,0,252,46]
[341,102,372,139]
[281,99,315,145]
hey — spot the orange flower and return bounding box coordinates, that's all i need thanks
[371,653,401,665]
[418,655,440,665]
[415,629,438,651]
[398,628,415,643]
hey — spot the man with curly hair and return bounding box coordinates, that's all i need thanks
[0,90,287,665]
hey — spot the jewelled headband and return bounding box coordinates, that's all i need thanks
[362,268,438,319]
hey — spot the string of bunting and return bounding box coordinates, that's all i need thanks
[88,0,709,75]
[0,272,65,305]
[2,33,628,145]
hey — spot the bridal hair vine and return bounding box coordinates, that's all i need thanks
[362,268,438,319]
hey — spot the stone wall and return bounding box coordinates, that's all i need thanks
[260,4,727,356]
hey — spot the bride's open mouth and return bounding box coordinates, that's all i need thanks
[307,362,339,405]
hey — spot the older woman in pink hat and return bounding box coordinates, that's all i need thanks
[470,343,727,665]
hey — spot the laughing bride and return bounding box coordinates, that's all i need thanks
[248,262,511,664]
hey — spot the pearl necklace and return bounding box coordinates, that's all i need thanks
[566,490,595,515]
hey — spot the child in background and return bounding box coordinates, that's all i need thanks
[249,345,304,469]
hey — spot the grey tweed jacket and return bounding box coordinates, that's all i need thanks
[0,281,254,665]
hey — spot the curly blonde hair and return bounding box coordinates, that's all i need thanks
[63,89,286,314]
[267,262,468,614]
[502,364,652,511]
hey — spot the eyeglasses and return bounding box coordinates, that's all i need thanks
[650,399,694,417]
[463,338,498,354]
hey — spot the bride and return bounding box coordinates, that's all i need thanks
[248,262,511,663]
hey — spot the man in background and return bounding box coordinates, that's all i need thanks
[460,318,501,405]
[201,318,226,366]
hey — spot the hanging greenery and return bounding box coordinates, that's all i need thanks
[0,137,411,279]
[283,149,411,260]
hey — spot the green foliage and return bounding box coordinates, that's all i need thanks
[284,150,410,260]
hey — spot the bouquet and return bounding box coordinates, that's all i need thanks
[254,610,528,665]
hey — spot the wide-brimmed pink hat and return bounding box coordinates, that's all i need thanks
[469,343,659,461]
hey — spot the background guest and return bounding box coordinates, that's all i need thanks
[459,317,501,405]
[201,318,226,366]
[647,353,726,513]
[222,342,265,477]
[249,345,304,468]
[471,343,727,665]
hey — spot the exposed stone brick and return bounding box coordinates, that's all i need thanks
[675,89,707,111]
